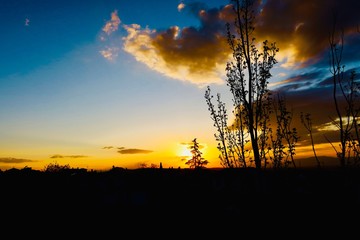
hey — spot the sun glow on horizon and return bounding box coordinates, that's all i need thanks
[177,144,192,159]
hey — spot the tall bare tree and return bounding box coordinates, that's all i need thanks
[328,18,360,167]
[205,0,278,169]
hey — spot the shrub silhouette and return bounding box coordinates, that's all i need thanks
[43,161,71,173]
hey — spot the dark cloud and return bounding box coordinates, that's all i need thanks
[67,155,88,158]
[0,157,37,164]
[255,0,360,67]
[342,34,360,64]
[103,146,152,154]
[151,6,230,73]
[50,154,88,159]
[117,148,153,154]
[318,67,360,87]
[273,76,355,146]
[271,70,325,90]
[226,65,358,149]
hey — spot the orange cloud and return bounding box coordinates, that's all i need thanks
[122,24,227,86]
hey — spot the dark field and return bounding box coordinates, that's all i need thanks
[1,167,359,235]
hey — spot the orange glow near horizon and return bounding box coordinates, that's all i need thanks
[0,140,342,172]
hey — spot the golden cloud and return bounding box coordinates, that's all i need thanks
[121,5,235,87]
[122,24,228,86]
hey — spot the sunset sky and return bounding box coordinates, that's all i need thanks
[0,0,359,171]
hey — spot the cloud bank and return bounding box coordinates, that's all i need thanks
[99,1,359,87]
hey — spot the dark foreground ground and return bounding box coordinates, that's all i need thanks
[1,167,359,236]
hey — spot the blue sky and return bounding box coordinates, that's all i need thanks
[0,0,359,170]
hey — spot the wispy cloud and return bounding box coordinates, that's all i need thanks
[99,10,122,61]
[0,157,37,164]
[50,154,88,159]
[99,46,119,61]
[102,10,121,36]
[102,146,114,149]
[25,18,30,26]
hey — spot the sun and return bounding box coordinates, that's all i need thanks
[177,145,192,158]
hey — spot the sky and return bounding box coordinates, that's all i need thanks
[0,0,359,171]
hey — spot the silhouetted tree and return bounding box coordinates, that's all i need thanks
[300,112,320,168]
[150,163,159,168]
[270,94,299,168]
[327,17,360,167]
[139,163,148,168]
[205,0,279,169]
[185,138,209,169]
[205,88,247,168]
